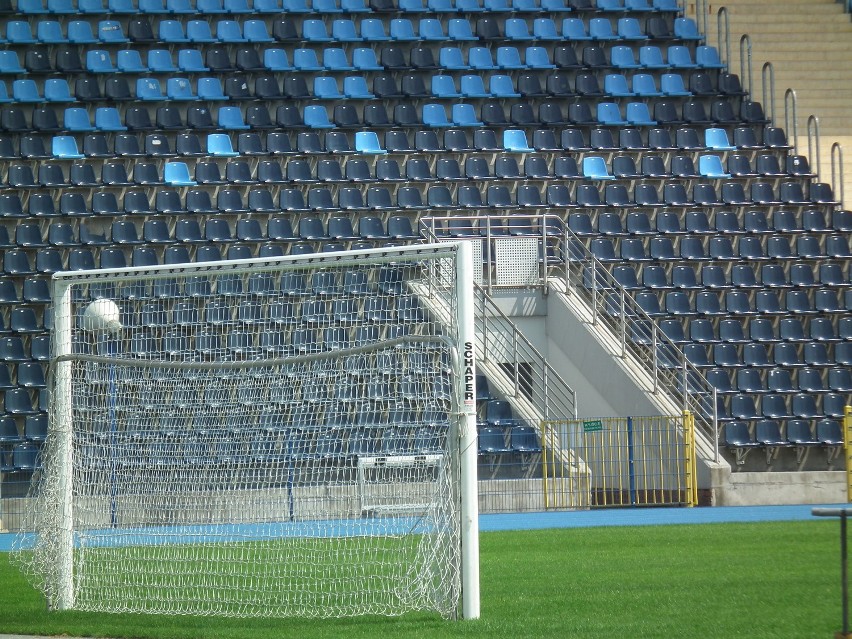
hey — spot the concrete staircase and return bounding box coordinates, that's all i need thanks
[695,0,852,207]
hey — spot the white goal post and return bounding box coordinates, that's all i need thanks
[12,242,479,620]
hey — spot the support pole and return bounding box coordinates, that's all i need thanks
[812,508,852,638]
[456,241,480,620]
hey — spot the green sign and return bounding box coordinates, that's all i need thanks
[582,419,603,433]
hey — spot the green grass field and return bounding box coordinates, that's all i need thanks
[0,520,842,639]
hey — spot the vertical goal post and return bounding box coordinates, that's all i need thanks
[13,242,480,620]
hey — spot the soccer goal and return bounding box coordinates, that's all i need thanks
[12,242,479,620]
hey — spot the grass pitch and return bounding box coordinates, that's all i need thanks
[0,520,841,639]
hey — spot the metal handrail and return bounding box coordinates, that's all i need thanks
[739,34,752,96]
[831,142,845,207]
[716,7,730,70]
[761,62,775,123]
[785,88,799,154]
[417,214,720,462]
[558,229,720,463]
[808,115,821,177]
[419,216,578,422]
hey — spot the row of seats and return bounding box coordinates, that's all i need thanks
[629,287,851,317]
[724,419,843,458]
[716,393,847,421]
[599,262,849,292]
[10,0,681,16]
[700,367,852,395]
[587,233,850,263]
[8,45,740,81]
[0,15,697,47]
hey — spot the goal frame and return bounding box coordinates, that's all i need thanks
[48,242,480,620]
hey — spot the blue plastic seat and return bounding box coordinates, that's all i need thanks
[164,161,197,185]
[216,19,247,42]
[503,129,533,152]
[562,18,590,40]
[673,17,702,40]
[361,18,390,40]
[705,127,736,150]
[597,102,626,125]
[159,19,189,42]
[448,18,477,40]
[469,47,497,70]
[98,19,128,42]
[314,77,343,99]
[343,76,373,99]
[639,45,667,68]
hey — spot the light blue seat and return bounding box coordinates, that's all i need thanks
[302,18,332,42]
[428,0,455,11]
[531,19,560,41]
[43,78,74,103]
[95,107,127,131]
[611,45,640,69]
[460,75,490,98]
[419,18,447,40]
[660,73,690,96]
[167,0,195,12]
[313,0,343,11]
[673,17,702,40]
[0,52,25,75]
[167,77,198,100]
[224,0,252,12]
[197,77,228,100]
[282,0,310,10]
[324,47,354,70]
[431,75,461,98]
[253,0,281,10]
[116,49,147,72]
[78,0,107,10]
[12,80,44,103]
[705,127,736,150]
[148,49,178,72]
[561,18,591,40]
[343,76,373,99]
[6,21,37,44]
[399,0,427,10]
[67,20,98,43]
[313,77,343,99]
[293,48,323,71]
[355,131,387,154]
[505,18,534,40]
[107,0,135,10]
[264,48,292,71]
[37,20,68,43]
[603,74,633,96]
[469,47,496,69]
[17,0,49,12]
[696,45,725,69]
[596,0,624,9]
[207,133,239,157]
[639,45,667,68]
[541,0,570,9]
[618,17,647,40]
[496,46,525,69]
[589,17,616,40]
[352,47,382,70]
[139,0,168,11]
[633,73,663,97]
[360,19,390,40]
[423,103,451,127]
[341,0,370,10]
[667,45,698,69]
[525,46,555,69]
[448,18,476,40]
[159,19,190,42]
[456,0,485,9]
[178,49,209,72]
[582,156,615,179]
[244,20,273,42]
[490,74,520,97]
[439,46,469,69]
[86,50,116,73]
[503,129,534,152]
[597,102,626,125]
[137,78,165,101]
[218,106,250,129]
[217,19,247,42]
[626,102,655,125]
[390,18,417,40]
[332,19,362,41]
[52,135,85,159]
[304,104,334,128]
[0,84,12,103]
[164,162,198,186]
[451,103,483,126]
[698,154,731,178]
[98,20,128,43]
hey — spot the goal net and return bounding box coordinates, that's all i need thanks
[12,243,479,620]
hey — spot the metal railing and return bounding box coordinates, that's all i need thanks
[418,215,719,462]
[831,142,845,207]
[419,215,577,423]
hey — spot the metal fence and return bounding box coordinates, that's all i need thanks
[541,414,697,510]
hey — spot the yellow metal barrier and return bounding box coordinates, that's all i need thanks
[541,414,696,509]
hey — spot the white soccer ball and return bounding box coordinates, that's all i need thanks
[80,298,123,335]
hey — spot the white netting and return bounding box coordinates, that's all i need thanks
[12,245,466,619]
